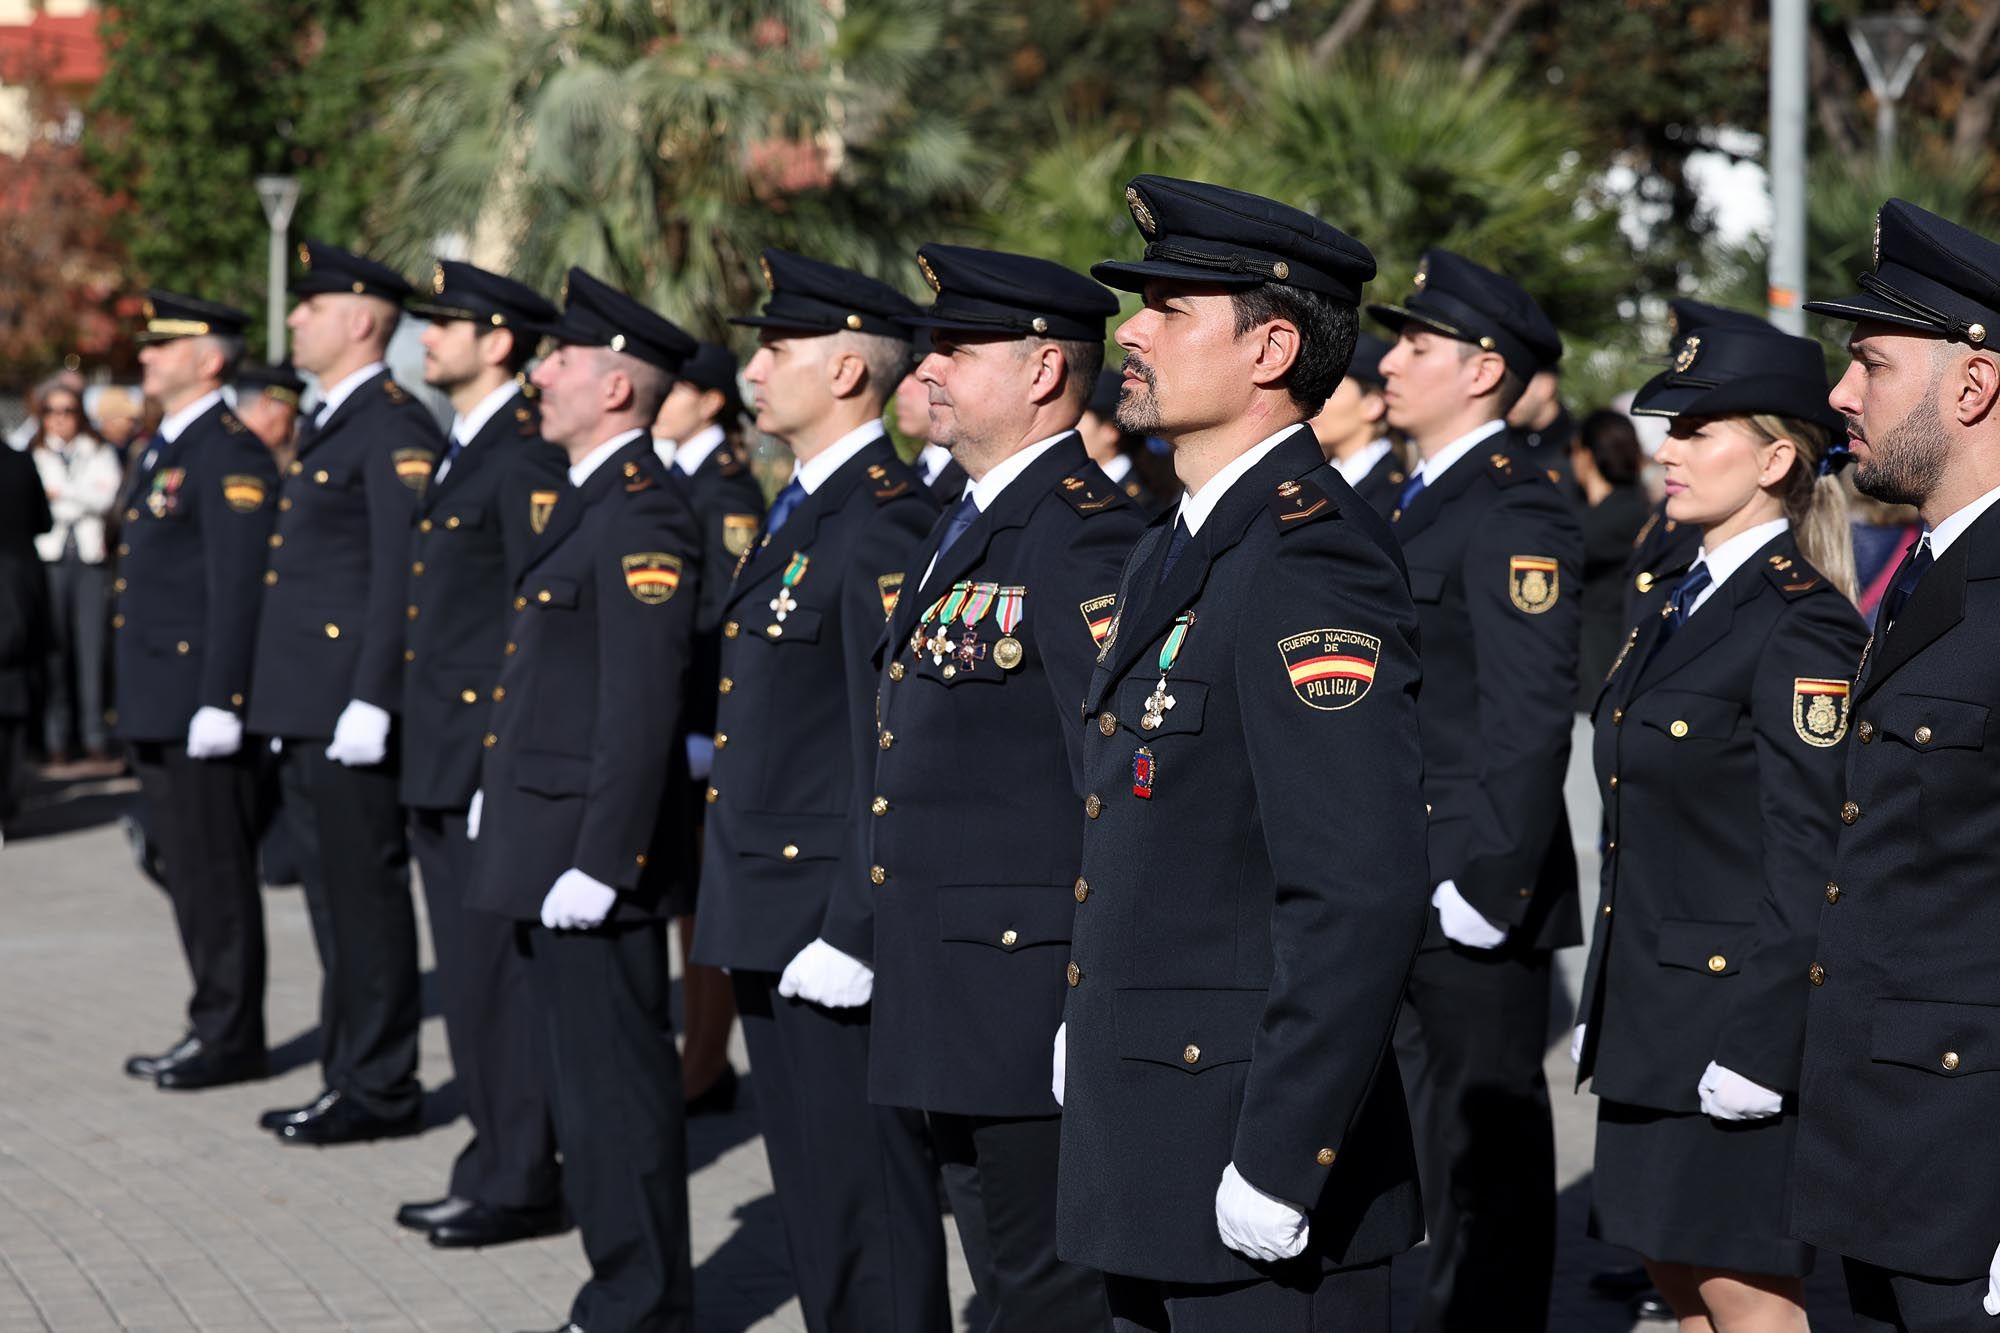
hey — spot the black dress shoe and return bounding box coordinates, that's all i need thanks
[685,1063,739,1118]
[125,1034,199,1080]
[1633,1291,1673,1321]
[429,1201,567,1249]
[1590,1266,1653,1299]
[397,1195,477,1232]
[156,1047,268,1091]
[259,1088,341,1131]
[275,1095,421,1146]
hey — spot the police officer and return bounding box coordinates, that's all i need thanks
[866,243,1136,1331]
[1308,332,1404,519]
[249,241,440,1144]
[1078,369,1177,516]
[692,249,947,1332]
[902,354,969,501]
[1790,200,2000,1328]
[1369,250,1583,1331]
[0,440,49,836]
[1573,323,1866,1326]
[386,261,569,1246]
[115,293,277,1090]
[467,267,702,1333]
[234,361,306,463]
[1055,175,1429,1330]
[649,339,764,1115]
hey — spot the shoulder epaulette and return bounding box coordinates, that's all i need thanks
[717,448,747,477]
[1487,451,1543,488]
[622,458,654,494]
[865,462,912,503]
[1056,473,1127,515]
[513,405,537,436]
[382,378,410,405]
[1763,552,1822,598]
[219,410,247,435]
[1267,476,1339,530]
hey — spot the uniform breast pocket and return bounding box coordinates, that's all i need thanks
[749,604,824,645]
[307,460,365,495]
[1637,691,1743,745]
[1113,676,1209,739]
[1654,918,1754,978]
[937,885,1074,953]
[431,504,489,534]
[1869,997,2000,1079]
[522,576,584,613]
[1114,987,1266,1077]
[1407,566,1449,604]
[1878,694,1990,831]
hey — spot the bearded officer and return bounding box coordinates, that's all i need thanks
[866,243,1139,1331]
[1056,175,1429,1331]
[692,250,947,1332]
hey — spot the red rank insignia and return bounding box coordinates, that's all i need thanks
[1131,746,1155,799]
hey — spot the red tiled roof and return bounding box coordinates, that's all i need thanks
[0,13,106,89]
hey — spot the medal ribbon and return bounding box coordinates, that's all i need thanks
[939,580,973,625]
[996,586,1025,635]
[780,552,810,589]
[961,583,999,628]
[917,593,949,627]
[1157,611,1195,674]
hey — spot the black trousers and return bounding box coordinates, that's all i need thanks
[524,919,691,1333]
[1105,1260,1390,1333]
[1393,943,1555,1333]
[275,741,419,1118]
[1845,1257,1992,1333]
[130,741,267,1056]
[733,971,948,1333]
[929,1111,1108,1333]
[409,808,558,1209]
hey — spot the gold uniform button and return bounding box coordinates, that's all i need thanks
[1085,793,1102,819]
[324,623,341,639]
[782,844,800,861]
[1612,708,1624,724]
[313,469,329,484]
[113,577,127,592]
[888,662,906,681]
[713,733,726,749]
[1635,571,1654,593]
[1066,961,1081,987]
[264,570,278,585]
[1182,1044,1200,1065]
[723,621,740,639]
[1606,840,1616,852]
[419,518,433,532]
[1914,724,1934,745]
[1099,713,1118,737]
[1607,775,1618,790]
[504,641,517,655]
[514,596,527,610]
[1825,883,1841,904]
[635,854,647,867]
[268,534,283,548]
[407,605,420,620]
[176,640,190,655]
[230,693,244,707]
[404,649,415,662]
[483,732,497,748]
[1808,963,1825,986]
[879,730,894,750]
[537,589,552,603]
[289,460,303,476]
[493,686,506,701]
[1942,1051,1961,1072]
[279,497,293,511]
[1001,930,1019,947]
[767,624,783,639]
[1857,720,1874,743]
[942,664,955,678]
[117,543,129,557]
[871,796,889,816]
[125,507,139,522]
[1840,801,1859,825]
[705,786,719,803]
[719,677,733,694]
[870,865,887,885]
[1707,954,1727,973]
[1602,902,1612,917]
[460,689,477,704]
[1669,719,1689,738]
[1316,1148,1337,1166]
[446,516,461,529]
[1074,877,1089,903]
[411,560,425,575]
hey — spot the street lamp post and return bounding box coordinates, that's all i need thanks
[1769,0,1808,333]
[253,176,301,361]
[1849,13,1932,170]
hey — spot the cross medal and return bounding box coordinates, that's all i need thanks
[1141,611,1195,732]
[1140,677,1175,730]
[769,587,798,621]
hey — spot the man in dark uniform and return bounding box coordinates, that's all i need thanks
[115,293,277,1090]
[1055,175,1430,1331]
[389,260,569,1246]
[1507,362,1575,493]
[1370,250,1583,1331]
[0,438,51,836]
[649,339,764,1115]
[864,243,1136,1331]
[902,356,969,502]
[468,267,703,1333]
[234,361,306,462]
[249,241,440,1144]
[1790,199,2000,1329]
[1309,332,1404,519]
[692,249,948,1332]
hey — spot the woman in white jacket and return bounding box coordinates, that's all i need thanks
[30,385,124,764]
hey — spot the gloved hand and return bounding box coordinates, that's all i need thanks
[539,867,618,931]
[1984,1241,2000,1315]
[1433,880,1508,949]
[1052,1022,1066,1106]
[185,706,243,759]
[777,938,874,1008]
[1214,1162,1309,1263]
[1697,1060,1783,1121]
[685,734,716,781]
[1570,1024,1586,1065]
[467,789,483,841]
[325,699,391,766]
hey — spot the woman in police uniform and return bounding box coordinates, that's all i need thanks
[1573,323,1867,1328]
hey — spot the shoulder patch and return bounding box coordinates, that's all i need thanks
[1057,473,1127,514]
[1509,555,1561,613]
[1793,677,1851,746]
[221,473,268,512]
[721,513,758,557]
[1267,476,1337,529]
[622,552,683,603]
[1763,553,1822,598]
[529,489,558,535]
[1280,627,1380,710]
[391,447,435,493]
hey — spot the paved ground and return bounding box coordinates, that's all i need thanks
[1,768,1851,1332]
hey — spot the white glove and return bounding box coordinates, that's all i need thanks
[1697,1060,1784,1121]
[1052,1022,1066,1106]
[1214,1162,1309,1263]
[1433,880,1508,949]
[466,789,483,841]
[685,734,716,781]
[1984,1241,2000,1316]
[1570,1024,1586,1065]
[539,867,618,931]
[185,706,243,759]
[324,699,391,766]
[777,938,874,1008]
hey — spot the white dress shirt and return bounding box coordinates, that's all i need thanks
[1922,479,2000,559]
[793,420,885,494]
[1099,452,1135,485]
[1176,424,1299,536]
[436,382,521,483]
[311,362,387,428]
[1333,438,1394,490]
[916,442,954,486]
[919,432,1069,586]
[568,428,647,488]
[1416,418,1508,488]
[668,423,728,476]
[1685,517,1791,617]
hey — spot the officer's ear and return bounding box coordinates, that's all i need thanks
[826,345,869,400]
[1026,340,1068,407]
[1246,315,1301,392]
[1952,345,2000,428]
[1461,347,1508,400]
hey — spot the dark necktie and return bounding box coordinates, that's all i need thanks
[439,433,465,472]
[1158,516,1194,583]
[765,479,807,534]
[1397,470,1427,513]
[1661,562,1713,639]
[932,494,980,564]
[1884,538,1934,628]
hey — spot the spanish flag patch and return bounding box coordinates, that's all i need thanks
[1079,594,1117,647]
[622,552,684,605]
[221,474,268,513]
[1279,628,1381,711]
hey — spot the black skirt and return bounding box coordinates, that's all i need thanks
[1590,1098,1814,1277]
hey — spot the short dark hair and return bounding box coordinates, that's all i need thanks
[1577,408,1643,486]
[486,324,537,375]
[1452,339,1530,415]
[1040,336,1105,406]
[1228,284,1356,417]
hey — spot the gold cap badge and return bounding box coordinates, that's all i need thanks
[1674,334,1701,374]
[1126,185,1157,238]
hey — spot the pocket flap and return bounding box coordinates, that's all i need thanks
[1639,691,1743,741]
[1655,917,1754,976]
[1115,987,1267,1074]
[525,576,581,610]
[749,605,824,645]
[937,884,1075,950]
[1114,677,1209,738]
[734,810,848,863]
[1870,998,2000,1076]
[1878,695,1990,752]
[1406,566,1448,603]
[516,750,590,798]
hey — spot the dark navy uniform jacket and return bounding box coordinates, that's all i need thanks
[866,434,1144,1119]
[1575,529,1864,1108]
[0,446,50,721]
[1344,445,1406,522]
[399,388,566,811]
[1622,498,1702,623]
[468,435,701,923]
[247,369,442,740]
[692,433,937,973]
[112,398,278,741]
[1394,427,1583,951]
[676,435,767,738]
[1057,428,1429,1285]
[1793,501,2000,1278]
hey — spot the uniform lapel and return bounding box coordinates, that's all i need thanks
[302,367,387,456]
[916,434,1086,601]
[1633,534,1791,691]
[521,435,646,575]
[1858,513,1994,700]
[425,389,520,514]
[1392,433,1496,542]
[723,433,894,613]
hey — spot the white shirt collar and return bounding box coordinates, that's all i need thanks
[792,419,884,495]
[1923,479,2000,559]
[916,442,954,485]
[966,432,1070,512]
[1417,418,1507,487]
[1099,451,1134,485]
[312,361,387,426]
[668,423,728,476]
[452,381,520,447]
[157,389,225,444]
[1687,516,1791,616]
[1333,437,1394,488]
[1176,424,1298,536]
[569,427,646,488]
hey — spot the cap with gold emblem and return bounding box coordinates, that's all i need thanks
[405,259,557,333]
[541,266,697,374]
[136,290,252,344]
[1367,249,1561,380]
[290,239,415,303]
[679,341,745,420]
[1804,197,2000,347]
[235,360,306,406]
[730,248,919,340]
[1632,324,1844,435]
[905,243,1118,342]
